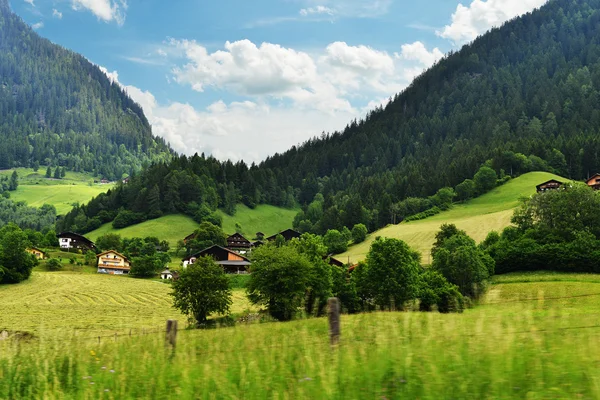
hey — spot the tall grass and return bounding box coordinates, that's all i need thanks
[1,301,600,398]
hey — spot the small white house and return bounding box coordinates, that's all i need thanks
[160,269,173,280]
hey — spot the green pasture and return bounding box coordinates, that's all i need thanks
[1,271,599,398]
[341,171,565,263]
[0,167,111,215]
[87,204,299,246]
[217,203,300,238]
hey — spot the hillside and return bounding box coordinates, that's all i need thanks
[87,204,298,246]
[59,0,600,239]
[0,168,111,215]
[2,271,600,397]
[0,0,172,178]
[340,171,564,263]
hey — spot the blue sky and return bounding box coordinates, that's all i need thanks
[11,0,547,162]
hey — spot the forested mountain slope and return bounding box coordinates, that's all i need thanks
[60,0,600,235]
[0,0,172,179]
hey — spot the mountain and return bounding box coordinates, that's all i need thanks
[59,0,600,235]
[0,0,172,179]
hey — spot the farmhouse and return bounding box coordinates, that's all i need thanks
[57,232,96,252]
[586,173,600,190]
[227,233,252,253]
[266,229,302,242]
[324,255,345,267]
[182,245,251,274]
[97,250,131,275]
[536,179,564,192]
[183,232,196,244]
[26,247,46,260]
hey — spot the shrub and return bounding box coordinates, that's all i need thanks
[351,224,368,244]
[46,258,63,271]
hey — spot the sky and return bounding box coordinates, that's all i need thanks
[11,0,547,163]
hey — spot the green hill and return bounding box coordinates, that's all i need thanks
[0,1,172,178]
[0,168,111,215]
[341,171,565,263]
[87,204,298,246]
[217,204,300,239]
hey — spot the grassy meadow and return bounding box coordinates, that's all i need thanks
[0,167,111,215]
[341,171,565,263]
[87,204,299,246]
[0,270,255,338]
[218,203,300,238]
[1,271,600,398]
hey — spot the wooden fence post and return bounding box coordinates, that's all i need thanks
[166,320,178,349]
[328,297,340,346]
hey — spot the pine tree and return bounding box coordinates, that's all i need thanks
[53,166,61,179]
[45,166,52,178]
[8,171,18,191]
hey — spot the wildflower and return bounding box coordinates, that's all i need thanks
[90,350,96,357]
[109,370,115,373]
[95,358,100,362]
[101,366,106,370]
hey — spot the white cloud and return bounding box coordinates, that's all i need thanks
[24,0,35,6]
[52,9,63,19]
[438,0,547,44]
[299,6,335,16]
[308,0,392,18]
[96,38,445,162]
[396,41,444,66]
[97,66,119,83]
[31,21,44,29]
[71,0,127,25]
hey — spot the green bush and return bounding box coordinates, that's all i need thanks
[46,258,63,271]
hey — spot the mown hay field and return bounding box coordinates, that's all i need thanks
[0,271,254,338]
[341,171,565,263]
[1,272,600,399]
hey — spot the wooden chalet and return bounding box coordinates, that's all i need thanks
[26,247,47,260]
[586,173,600,190]
[182,245,251,274]
[536,179,564,192]
[183,232,197,244]
[266,229,302,242]
[255,232,265,240]
[57,232,96,252]
[324,255,345,267]
[253,240,265,248]
[227,233,252,252]
[96,250,131,275]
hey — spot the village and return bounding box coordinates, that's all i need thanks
[27,228,346,281]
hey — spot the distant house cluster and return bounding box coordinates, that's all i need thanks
[536,174,600,193]
[181,228,344,274]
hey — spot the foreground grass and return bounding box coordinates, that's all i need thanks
[0,271,255,338]
[341,171,565,263]
[0,167,110,215]
[1,272,600,398]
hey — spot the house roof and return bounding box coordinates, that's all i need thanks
[161,269,173,275]
[96,250,130,262]
[266,229,302,242]
[27,247,46,254]
[57,232,96,246]
[183,245,251,263]
[324,255,345,267]
[536,179,563,190]
[216,260,252,266]
[586,173,600,184]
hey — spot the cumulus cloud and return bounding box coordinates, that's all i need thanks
[71,0,127,25]
[98,38,446,162]
[52,9,63,19]
[31,21,44,29]
[24,0,35,6]
[299,6,335,16]
[396,41,444,66]
[438,0,547,44]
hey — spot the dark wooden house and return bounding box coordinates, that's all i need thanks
[182,245,251,274]
[266,229,302,242]
[536,179,564,192]
[183,232,197,244]
[324,255,345,267]
[586,174,600,190]
[57,232,96,252]
[226,233,252,252]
